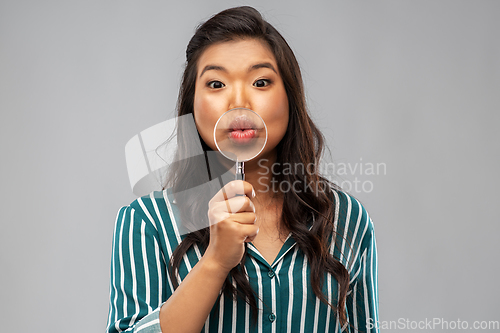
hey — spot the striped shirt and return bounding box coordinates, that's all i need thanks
[106,189,378,333]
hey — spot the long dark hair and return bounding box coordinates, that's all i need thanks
[165,6,351,326]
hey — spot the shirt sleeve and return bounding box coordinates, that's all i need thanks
[345,212,379,333]
[106,205,167,333]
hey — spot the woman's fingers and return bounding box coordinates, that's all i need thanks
[205,180,258,270]
[208,189,255,225]
[208,206,256,226]
[244,226,259,243]
[227,223,259,242]
[225,195,255,213]
[231,212,257,224]
[210,180,255,203]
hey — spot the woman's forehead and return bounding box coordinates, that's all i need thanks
[197,39,277,74]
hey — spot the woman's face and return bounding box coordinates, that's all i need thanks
[193,38,289,163]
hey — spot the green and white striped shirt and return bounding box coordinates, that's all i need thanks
[106,189,378,333]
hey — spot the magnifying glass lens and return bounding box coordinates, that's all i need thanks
[214,108,268,179]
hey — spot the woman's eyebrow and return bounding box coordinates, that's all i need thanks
[199,62,277,78]
[199,65,226,78]
[249,62,277,73]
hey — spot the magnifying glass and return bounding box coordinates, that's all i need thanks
[214,108,268,180]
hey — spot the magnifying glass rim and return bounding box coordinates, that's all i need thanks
[213,107,268,162]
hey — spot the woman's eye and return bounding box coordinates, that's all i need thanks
[208,81,225,89]
[253,79,271,88]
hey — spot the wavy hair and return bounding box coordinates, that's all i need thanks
[165,6,350,327]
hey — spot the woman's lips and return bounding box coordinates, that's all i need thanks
[229,129,256,144]
[228,116,257,144]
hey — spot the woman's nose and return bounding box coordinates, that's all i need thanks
[228,84,251,110]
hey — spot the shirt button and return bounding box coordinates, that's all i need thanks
[267,270,275,278]
[268,313,276,322]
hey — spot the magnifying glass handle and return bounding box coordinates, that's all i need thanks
[235,161,245,181]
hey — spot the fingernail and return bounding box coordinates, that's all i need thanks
[252,188,256,198]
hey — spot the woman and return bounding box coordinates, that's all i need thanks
[107,6,378,333]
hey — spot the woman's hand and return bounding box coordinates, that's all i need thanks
[204,180,258,273]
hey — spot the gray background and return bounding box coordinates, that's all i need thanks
[1,0,499,332]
